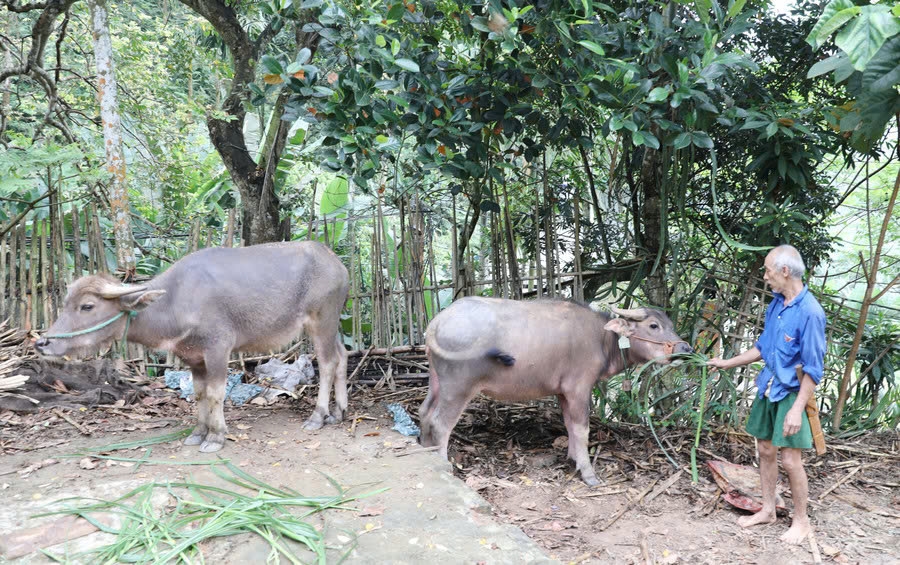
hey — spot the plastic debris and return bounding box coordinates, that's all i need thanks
[385,403,420,437]
[163,369,263,407]
[256,356,315,402]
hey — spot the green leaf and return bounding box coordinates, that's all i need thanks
[673,132,692,150]
[812,7,862,48]
[807,53,849,78]
[726,0,747,20]
[578,40,605,56]
[765,122,778,138]
[647,86,671,103]
[642,132,660,150]
[395,58,420,72]
[632,131,645,146]
[835,6,900,71]
[296,48,312,65]
[260,55,284,75]
[376,35,386,48]
[691,132,714,149]
[694,0,711,24]
[392,38,401,57]
[806,0,857,48]
[862,34,900,91]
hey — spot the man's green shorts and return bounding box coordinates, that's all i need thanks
[746,392,813,449]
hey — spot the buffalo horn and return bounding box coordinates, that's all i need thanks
[610,306,648,321]
[99,282,147,299]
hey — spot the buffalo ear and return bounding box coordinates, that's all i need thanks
[120,289,166,311]
[604,318,634,336]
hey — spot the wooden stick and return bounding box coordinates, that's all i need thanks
[808,531,822,564]
[599,478,658,531]
[818,465,863,501]
[347,346,375,382]
[644,469,683,504]
[394,445,439,457]
[640,534,653,565]
[52,407,92,436]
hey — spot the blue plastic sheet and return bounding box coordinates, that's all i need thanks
[163,369,263,407]
[385,403,420,437]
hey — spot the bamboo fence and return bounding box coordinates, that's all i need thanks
[0,196,883,384]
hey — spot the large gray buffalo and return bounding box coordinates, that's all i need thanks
[35,241,349,452]
[420,297,692,486]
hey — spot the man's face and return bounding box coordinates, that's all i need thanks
[763,252,789,294]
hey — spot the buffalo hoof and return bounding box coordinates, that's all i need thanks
[184,431,206,446]
[302,415,325,431]
[200,437,225,453]
[582,473,601,487]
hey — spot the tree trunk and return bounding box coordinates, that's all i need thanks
[88,0,135,277]
[832,165,900,430]
[639,140,668,308]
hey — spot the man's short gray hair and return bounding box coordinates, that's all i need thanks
[771,244,806,279]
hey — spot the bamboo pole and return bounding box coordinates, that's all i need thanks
[89,202,105,273]
[573,185,583,302]
[451,194,459,298]
[71,205,83,278]
[0,232,7,321]
[29,220,39,331]
[17,223,26,325]
[534,183,543,299]
[41,219,51,327]
[56,184,67,288]
[8,223,18,325]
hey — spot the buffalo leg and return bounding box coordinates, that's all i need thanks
[560,394,599,486]
[330,334,349,422]
[184,364,209,446]
[423,383,473,459]
[304,328,346,430]
[418,364,440,446]
[199,351,230,453]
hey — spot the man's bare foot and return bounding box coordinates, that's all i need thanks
[737,509,777,528]
[780,517,811,544]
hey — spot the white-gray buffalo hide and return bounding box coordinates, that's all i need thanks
[35,241,349,452]
[419,297,691,486]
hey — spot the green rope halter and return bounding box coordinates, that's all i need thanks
[45,310,138,359]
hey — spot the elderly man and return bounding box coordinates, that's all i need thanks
[708,244,826,544]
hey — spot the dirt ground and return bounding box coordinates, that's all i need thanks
[1,380,899,565]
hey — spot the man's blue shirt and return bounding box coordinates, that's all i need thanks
[754,285,827,402]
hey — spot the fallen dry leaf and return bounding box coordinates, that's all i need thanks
[305,441,321,450]
[78,457,97,470]
[359,505,385,517]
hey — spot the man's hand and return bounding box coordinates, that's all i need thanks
[783,407,803,437]
[706,357,730,373]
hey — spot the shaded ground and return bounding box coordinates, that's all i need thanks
[1,376,899,564]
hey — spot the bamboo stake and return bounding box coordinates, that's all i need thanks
[542,151,554,298]
[55,187,67,288]
[0,232,7,321]
[90,202,105,273]
[29,220,39,331]
[573,185,583,302]
[71,206,82,277]
[17,223,26,326]
[534,184,543,298]
[7,224,18,325]
[451,194,459,297]
[40,219,50,328]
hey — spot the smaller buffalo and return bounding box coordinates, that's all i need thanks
[420,298,692,486]
[35,241,349,452]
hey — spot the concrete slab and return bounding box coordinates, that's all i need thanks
[0,410,556,564]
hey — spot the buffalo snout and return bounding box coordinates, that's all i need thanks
[675,342,693,355]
